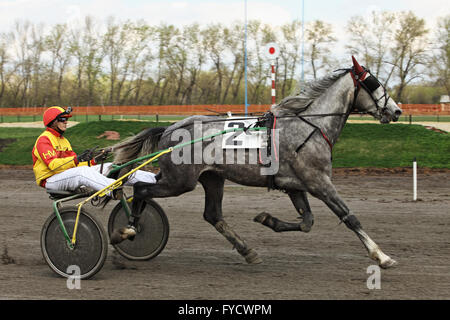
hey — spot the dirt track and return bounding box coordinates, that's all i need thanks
[0,168,449,300]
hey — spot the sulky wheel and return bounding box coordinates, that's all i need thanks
[108,199,169,261]
[40,207,108,280]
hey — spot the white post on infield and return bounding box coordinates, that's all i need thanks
[413,157,417,201]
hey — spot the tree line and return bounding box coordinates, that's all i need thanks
[0,11,448,108]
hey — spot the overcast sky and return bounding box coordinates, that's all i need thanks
[0,0,448,32]
[0,0,448,72]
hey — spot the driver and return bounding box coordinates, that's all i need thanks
[32,106,156,197]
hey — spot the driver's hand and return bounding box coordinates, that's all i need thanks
[77,149,95,162]
[96,148,111,162]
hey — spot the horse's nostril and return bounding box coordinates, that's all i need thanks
[395,110,402,117]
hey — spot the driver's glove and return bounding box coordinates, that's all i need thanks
[77,149,95,162]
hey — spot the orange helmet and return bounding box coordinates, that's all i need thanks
[43,106,72,126]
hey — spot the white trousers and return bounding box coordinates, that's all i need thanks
[45,162,156,192]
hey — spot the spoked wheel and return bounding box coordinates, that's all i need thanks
[40,207,108,280]
[108,199,169,261]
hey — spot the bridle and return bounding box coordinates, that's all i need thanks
[349,67,391,118]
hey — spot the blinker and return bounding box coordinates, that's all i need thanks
[363,76,380,92]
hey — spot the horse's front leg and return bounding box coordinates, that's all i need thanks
[308,175,397,269]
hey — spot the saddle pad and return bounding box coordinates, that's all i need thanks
[221,117,267,149]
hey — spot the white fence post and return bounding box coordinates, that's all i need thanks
[413,157,417,201]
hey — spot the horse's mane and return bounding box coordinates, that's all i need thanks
[271,69,350,115]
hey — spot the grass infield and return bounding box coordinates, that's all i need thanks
[0,121,448,168]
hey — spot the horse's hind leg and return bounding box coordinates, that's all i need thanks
[110,179,196,244]
[199,172,262,264]
[308,175,397,269]
[254,191,314,233]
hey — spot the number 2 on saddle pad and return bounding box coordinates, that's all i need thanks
[222,118,267,149]
[221,118,267,149]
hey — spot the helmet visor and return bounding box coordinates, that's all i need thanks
[58,106,73,118]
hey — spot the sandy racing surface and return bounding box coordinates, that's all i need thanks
[0,168,449,300]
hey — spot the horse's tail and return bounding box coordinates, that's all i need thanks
[112,126,167,164]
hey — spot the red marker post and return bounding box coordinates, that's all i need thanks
[264,42,280,106]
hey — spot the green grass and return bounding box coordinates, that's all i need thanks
[333,123,450,168]
[0,121,172,165]
[348,114,450,122]
[0,121,448,168]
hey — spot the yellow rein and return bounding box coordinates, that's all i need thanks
[71,147,173,245]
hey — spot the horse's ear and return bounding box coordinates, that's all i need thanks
[352,56,367,79]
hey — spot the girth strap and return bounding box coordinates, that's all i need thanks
[256,112,280,191]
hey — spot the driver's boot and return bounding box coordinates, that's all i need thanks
[110,198,145,245]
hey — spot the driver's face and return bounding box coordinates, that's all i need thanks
[53,117,68,132]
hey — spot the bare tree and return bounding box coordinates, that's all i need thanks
[28,23,45,107]
[166,26,188,104]
[68,16,104,106]
[103,17,127,105]
[202,23,225,103]
[0,33,9,106]
[278,20,302,96]
[126,21,153,105]
[9,21,33,107]
[180,23,206,105]
[145,23,176,105]
[247,20,270,104]
[45,23,70,105]
[83,17,104,106]
[221,23,244,104]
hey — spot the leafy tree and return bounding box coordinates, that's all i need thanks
[390,11,429,102]
[306,20,336,80]
[346,11,396,84]
[428,15,450,96]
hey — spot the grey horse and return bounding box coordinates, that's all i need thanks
[110,57,402,269]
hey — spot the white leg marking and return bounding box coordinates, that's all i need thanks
[357,229,397,268]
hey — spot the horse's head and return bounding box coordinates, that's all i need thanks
[350,56,402,123]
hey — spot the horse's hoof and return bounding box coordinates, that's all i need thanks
[299,221,312,233]
[254,212,271,224]
[244,249,262,264]
[110,227,136,245]
[380,258,398,269]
